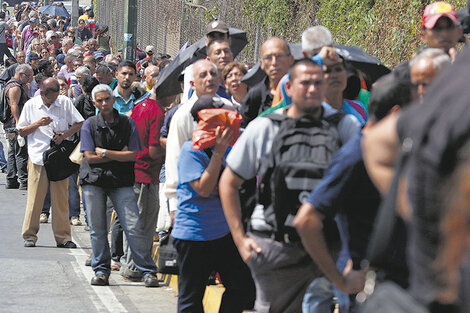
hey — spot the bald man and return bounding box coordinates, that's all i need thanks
[164,59,233,219]
[143,65,159,92]
[17,78,84,248]
[240,37,294,127]
[410,48,451,103]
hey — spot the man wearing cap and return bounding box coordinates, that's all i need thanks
[421,1,462,60]
[181,20,233,103]
[136,45,154,70]
[21,16,38,54]
[28,52,40,75]
[0,12,13,67]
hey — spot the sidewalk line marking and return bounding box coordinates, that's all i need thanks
[70,237,128,313]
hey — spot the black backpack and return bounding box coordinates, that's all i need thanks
[257,112,344,240]
[0,85,9,123]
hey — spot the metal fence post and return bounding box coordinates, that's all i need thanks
[123,0,137,61]
[71,0,79,27]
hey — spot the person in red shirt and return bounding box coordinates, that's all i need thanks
[121,87,165,280]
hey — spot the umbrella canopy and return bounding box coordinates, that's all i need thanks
[242,43,390,87]
[38,5,70,18]
[155,27,248,98]
[333,44,390,84]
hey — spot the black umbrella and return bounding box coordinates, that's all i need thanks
[333,44,390,83]
[38,5,70,18]
[241,43,390,87]
[155,28,248,98]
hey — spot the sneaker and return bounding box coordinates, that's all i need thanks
[85,253,92,266]
[19,183,27,190]
[40,213,49,223]
[111,260,121,271]
[143,274,160,288]
[91,274,109,286]
[70,216,82,226]
[57,241,77,248]
[5,181,19,189]
[24,240,35,247]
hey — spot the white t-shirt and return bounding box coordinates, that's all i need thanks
[16,95,84,166]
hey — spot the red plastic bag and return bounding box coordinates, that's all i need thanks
[192,108,242,150]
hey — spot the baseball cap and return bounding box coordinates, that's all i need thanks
[56,53,66,67]
[29,53,40,61]
[85,6,93,11]
[30,17,38,23]
[205,20,229,35]
[191,95,226,122]
[145,45,155,54]
[92,51,105,60]
[422,1,459,30]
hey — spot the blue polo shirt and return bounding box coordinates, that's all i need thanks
[172,141,231,241]
[113,88,135,114]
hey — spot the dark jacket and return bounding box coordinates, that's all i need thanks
[79,110,135,188]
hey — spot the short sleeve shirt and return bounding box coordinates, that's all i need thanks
[306,132,381,267]
[131,98,165,184]
[16,95,84,166]
[172,141,231,241]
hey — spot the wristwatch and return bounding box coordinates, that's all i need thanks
[101,149,107,158]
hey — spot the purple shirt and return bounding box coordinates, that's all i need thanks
[21,25,33,53]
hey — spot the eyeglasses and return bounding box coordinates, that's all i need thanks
[261,53,291,62]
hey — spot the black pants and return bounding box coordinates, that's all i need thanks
[0,43,13,66]
[174,234,255,313]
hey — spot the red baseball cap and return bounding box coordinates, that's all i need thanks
[422,1,459,29]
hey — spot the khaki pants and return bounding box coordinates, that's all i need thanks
[22,159,72,245]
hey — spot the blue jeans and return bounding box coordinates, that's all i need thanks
[81,184,158,277]
[302,277,335,313]
[0,140,7,170]
[6,130,28,185]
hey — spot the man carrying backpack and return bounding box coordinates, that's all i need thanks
[219,59,360,313]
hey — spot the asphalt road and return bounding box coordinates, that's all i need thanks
[0,134,177,313]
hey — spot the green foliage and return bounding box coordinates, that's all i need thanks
[241,0,467,66]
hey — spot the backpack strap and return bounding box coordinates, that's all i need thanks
[323,111,347,126]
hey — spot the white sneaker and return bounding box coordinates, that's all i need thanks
[111,260,121,271]
[70,216,82,226]
[40,213,48,223]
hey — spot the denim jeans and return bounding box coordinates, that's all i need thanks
[6,130,28,185]
[81,184,157,277]
[0,140,7,170]
[302,277,335,313]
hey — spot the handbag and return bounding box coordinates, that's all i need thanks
[43,137,80,181]
[157,231,179,275]
[69,141,83,165]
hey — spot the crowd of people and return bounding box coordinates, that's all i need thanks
[1,1,470,313]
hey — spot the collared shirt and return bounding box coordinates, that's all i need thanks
[113,87,135,114]
[16,95,84,166]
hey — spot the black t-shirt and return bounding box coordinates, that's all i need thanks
[240,76,273,128]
